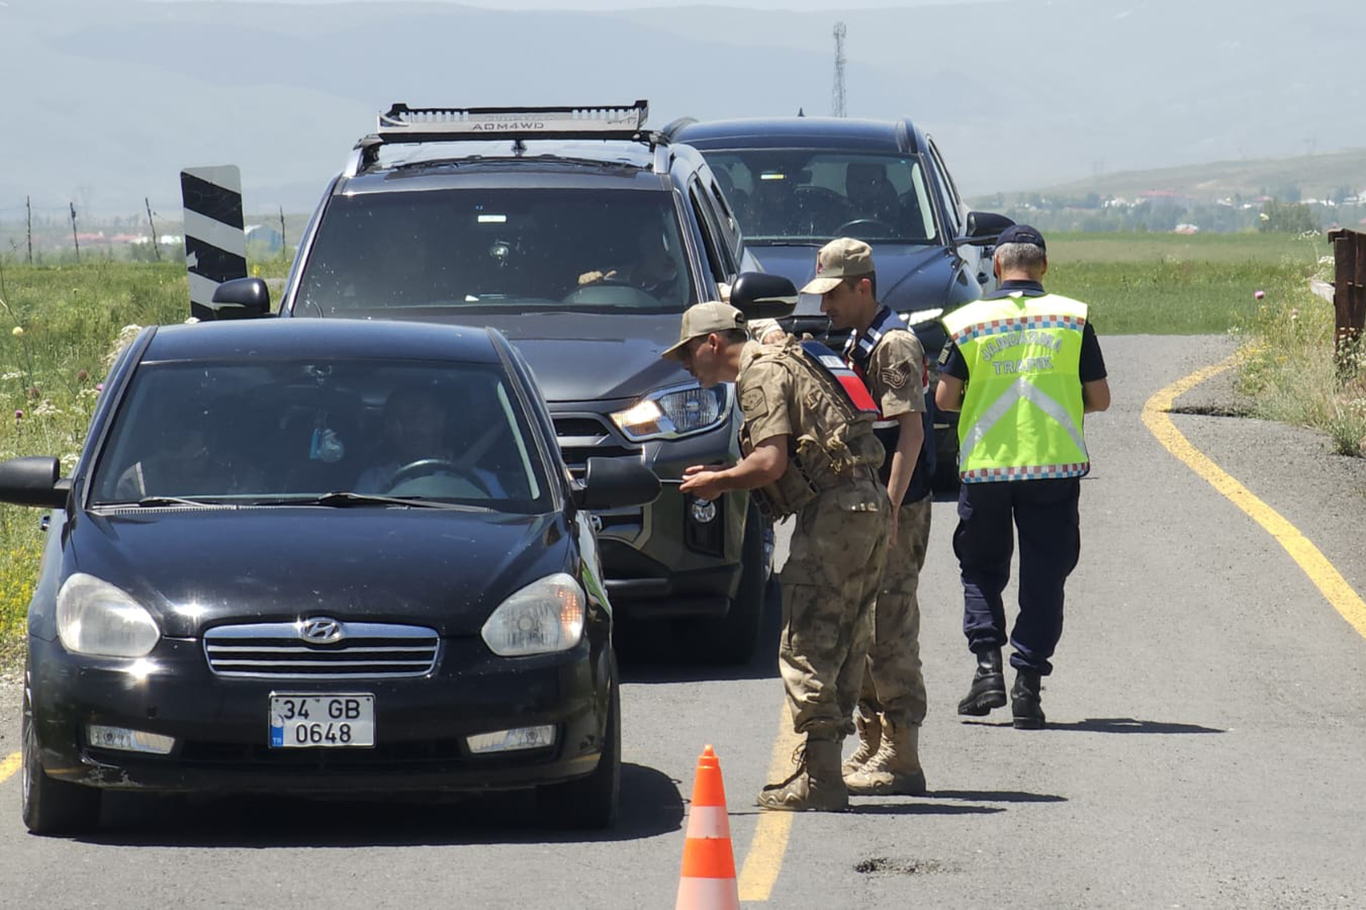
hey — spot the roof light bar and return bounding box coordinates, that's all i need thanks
[375,101,649,142]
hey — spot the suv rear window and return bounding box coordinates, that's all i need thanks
[296,188,698,316]
[702,151,937,244]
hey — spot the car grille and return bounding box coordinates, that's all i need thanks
[203,622,439,679]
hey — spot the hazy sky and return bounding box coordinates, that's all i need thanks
[149,0,980,7]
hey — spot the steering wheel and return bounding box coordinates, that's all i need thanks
[833,218,896,237]
[386,458,491,496]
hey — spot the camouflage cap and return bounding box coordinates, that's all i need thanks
[661,301,747,361]
[800,237,876,295]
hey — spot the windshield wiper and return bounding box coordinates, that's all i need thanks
[133,496,235,508]
[276,491,474,510]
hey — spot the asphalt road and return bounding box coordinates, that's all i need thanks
[2,334,1366,909]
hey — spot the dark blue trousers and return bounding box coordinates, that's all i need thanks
[952,477,1081,676]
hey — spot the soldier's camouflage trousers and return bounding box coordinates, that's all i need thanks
[857,494,932,727]
[777,474,891,737]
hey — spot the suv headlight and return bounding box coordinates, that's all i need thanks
[481,573,585,657]
[902,307,944,327]
[56,573,161,658]
[610,383,730,442]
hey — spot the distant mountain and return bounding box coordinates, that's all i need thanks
[2,0,1364,220]
[973,148,1366,205]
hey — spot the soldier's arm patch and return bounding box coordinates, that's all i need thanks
[740,385,770,420]
[880,363,912,390]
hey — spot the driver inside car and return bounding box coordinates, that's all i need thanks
[844,161,901,228]
[355,382,505,497]
[576,228,682,300]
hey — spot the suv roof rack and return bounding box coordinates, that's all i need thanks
[348,101,656,173]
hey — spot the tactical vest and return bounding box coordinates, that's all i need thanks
[842,306,936,503]
[940,292,1090,483]
[738,338,884,520]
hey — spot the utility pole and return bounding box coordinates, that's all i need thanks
[144,197,162,262]
[832,22,847,118]
[279,205,287,262]
[69,202,80,263]
[25,196,32,265]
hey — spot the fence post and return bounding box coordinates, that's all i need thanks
[1329,227,1366,380]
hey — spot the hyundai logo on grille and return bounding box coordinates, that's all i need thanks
[300,618,345,644]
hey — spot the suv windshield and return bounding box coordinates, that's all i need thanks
[702,151,937,244]
[90,359,550,512]
[296,188,698,316]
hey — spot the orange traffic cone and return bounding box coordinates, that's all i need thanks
[676,744,740,909]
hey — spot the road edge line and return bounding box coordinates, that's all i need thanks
[736,703,799,901]
[1142,354,1366,640]
[0,751,20,785]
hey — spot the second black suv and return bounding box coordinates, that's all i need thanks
[213,102,781,663]
[674,116,1014,485]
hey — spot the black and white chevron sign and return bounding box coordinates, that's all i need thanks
[180,165,247,320]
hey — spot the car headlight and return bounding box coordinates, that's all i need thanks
[609,383,730,442]
[480,573,585,657]
[901,307,944,327]
[56,573,161,658]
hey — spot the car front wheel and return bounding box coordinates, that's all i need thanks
[536,663,620,829]
[21,680,101,836]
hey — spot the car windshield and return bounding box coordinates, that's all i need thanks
[701,150,938,244]
[89,358,551,512]
[295,188,698,316]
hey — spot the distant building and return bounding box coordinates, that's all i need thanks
[245,224,284,252]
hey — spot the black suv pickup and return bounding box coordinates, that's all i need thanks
[674,116,1014,486]
[208,102,782,663]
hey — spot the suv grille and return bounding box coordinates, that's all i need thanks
[204,622,439,679]
[551,413,640,480]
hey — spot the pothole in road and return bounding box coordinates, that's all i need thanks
[1168,404,1253,418]
[854,856,955,876]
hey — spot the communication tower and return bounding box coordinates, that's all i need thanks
[832,22,847,118]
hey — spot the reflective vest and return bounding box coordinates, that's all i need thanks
[940,292,1089,483]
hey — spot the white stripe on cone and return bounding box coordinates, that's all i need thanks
[676,875,740,910]
[684,805,732,840]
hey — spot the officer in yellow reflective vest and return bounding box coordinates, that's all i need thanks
[935,224,1110,729]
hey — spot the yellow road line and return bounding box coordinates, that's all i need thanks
[0,751,19,785]
[1143,354,1366,640]
[736,704,800,901]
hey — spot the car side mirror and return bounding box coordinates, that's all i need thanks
[0,456,68,508]
[194,277,272,321]
[729,271,798,320]
[961,211,1015,246]
[575,457,661,511]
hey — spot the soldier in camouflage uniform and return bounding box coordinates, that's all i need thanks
[804,238,935,797]
[664,301,890,812]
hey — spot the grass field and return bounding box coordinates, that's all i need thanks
[0,234,1360,655]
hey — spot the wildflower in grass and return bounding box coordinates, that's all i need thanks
[1,371,22,381]
[26,387,39,400]
[1254,290,1265,299]
[76,369,89,383]
[13,409,22,422]
[10,326,22,337]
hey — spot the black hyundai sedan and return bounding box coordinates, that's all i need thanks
[2,318,659,834]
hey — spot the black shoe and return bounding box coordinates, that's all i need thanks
[1011,670,1046,729]
[957,649,1007,716]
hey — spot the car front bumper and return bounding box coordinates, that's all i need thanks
[27,632,613,795]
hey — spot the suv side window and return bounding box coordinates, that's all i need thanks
[688,177,734,286]
[701,169,745,266]
[926,137,964,237]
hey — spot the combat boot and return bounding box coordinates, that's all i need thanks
[956,649,1007,716]
[1011,669,1046,729]
[756,732,848,812]
[841,705,882,776]
[843,718,927,796]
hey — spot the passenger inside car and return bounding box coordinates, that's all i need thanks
[112,400,263,500]
[355,381,506,498]
[844,161,902,227]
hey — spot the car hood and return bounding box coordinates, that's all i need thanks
[750,243,958,317]
[478,312,691,403]
[70,507,571,638]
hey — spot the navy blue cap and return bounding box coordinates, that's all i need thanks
[997,223,1046,251]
